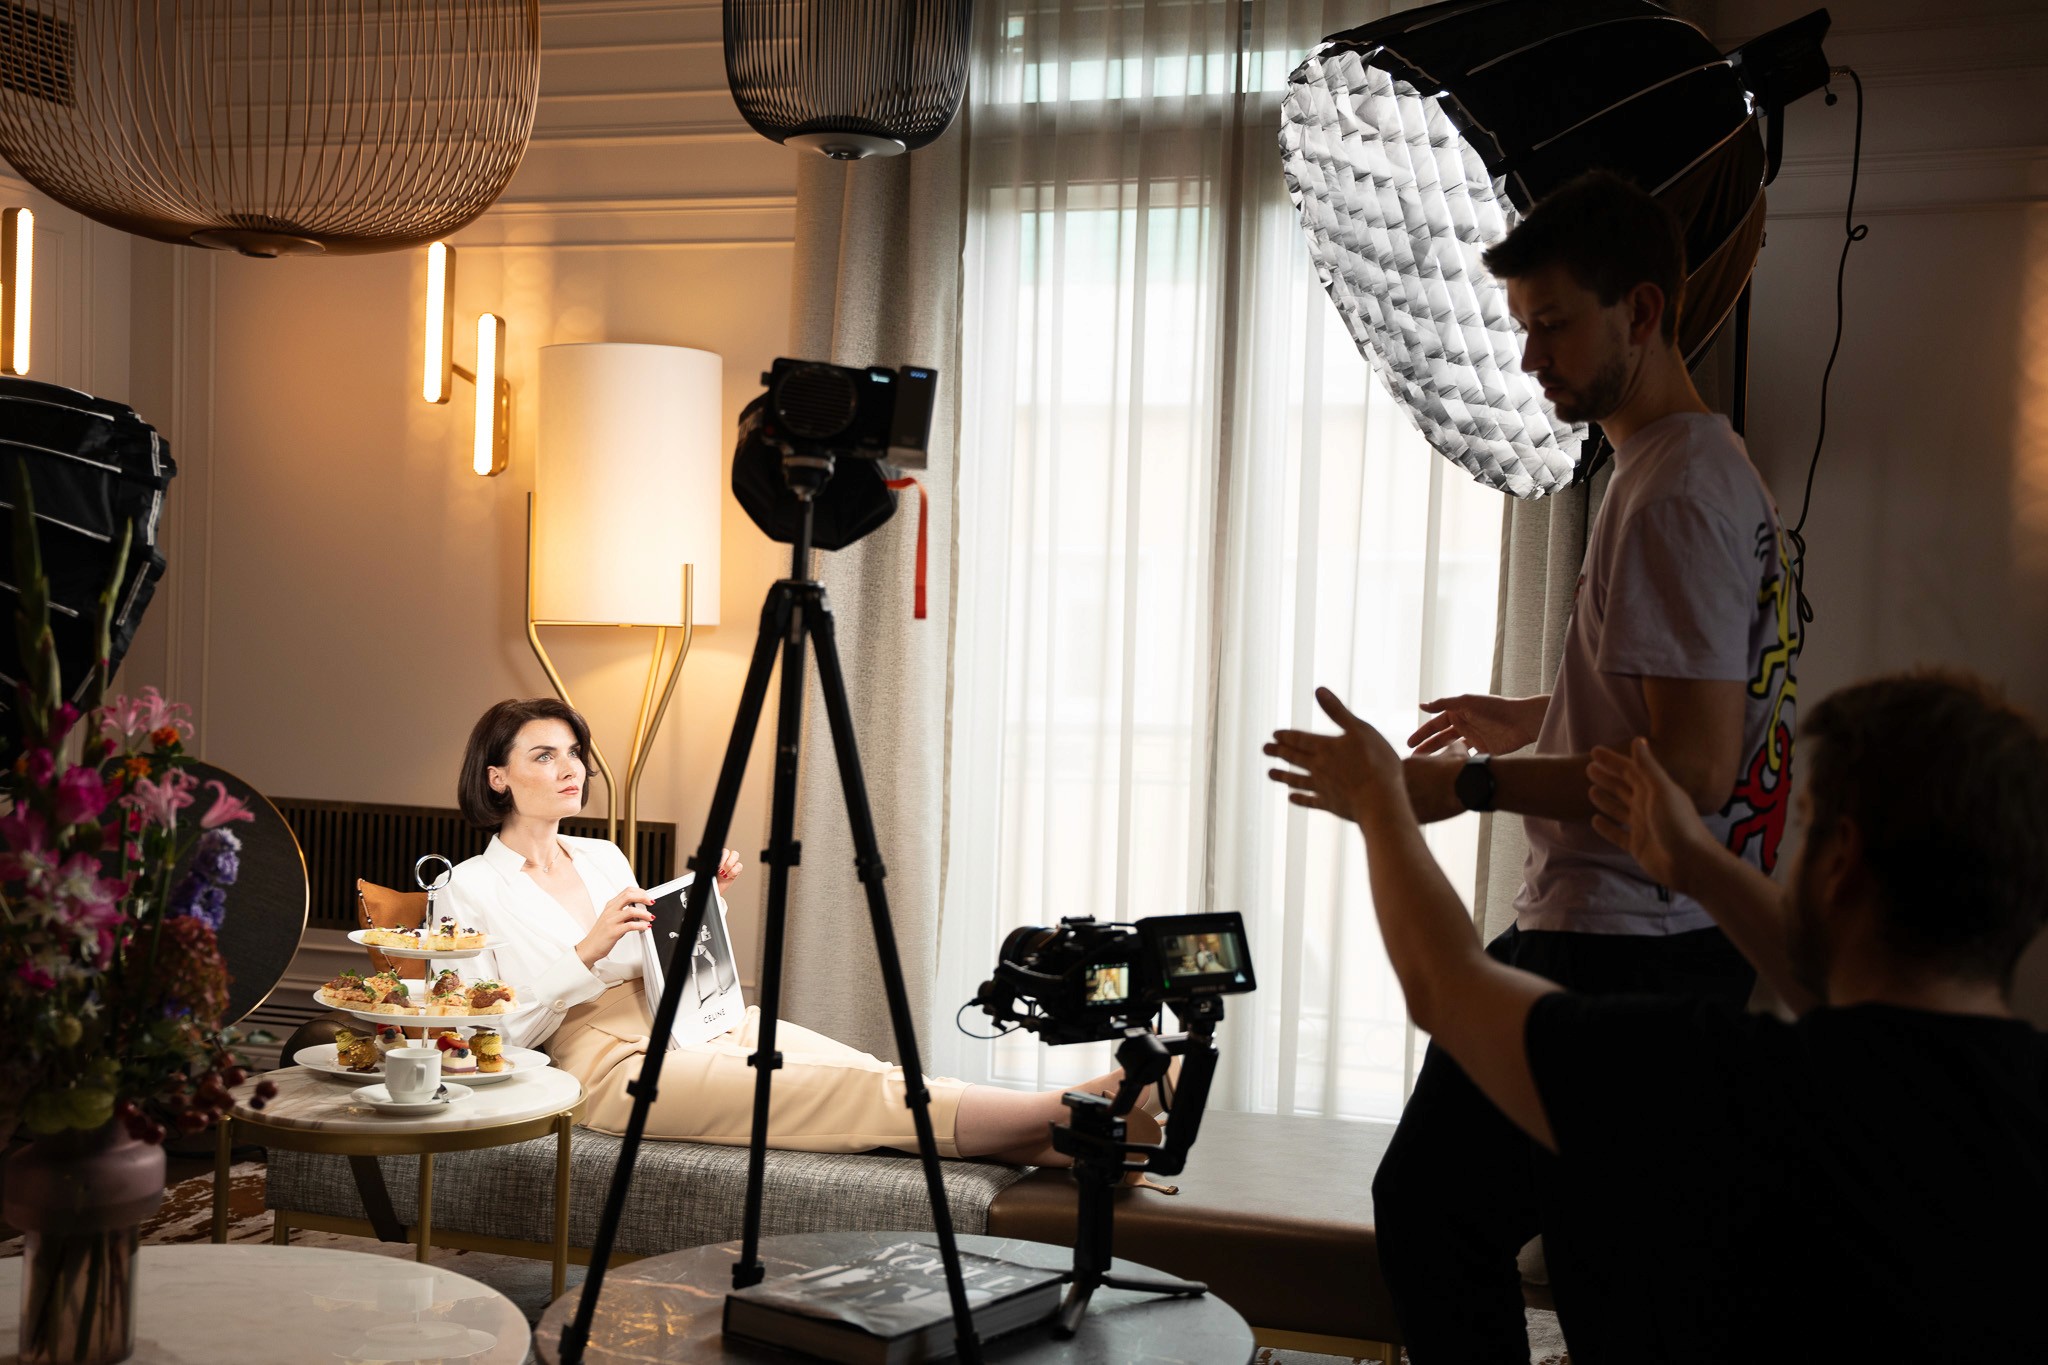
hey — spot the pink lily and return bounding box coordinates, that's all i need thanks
[198,780,256,830]
[124,768,198,829]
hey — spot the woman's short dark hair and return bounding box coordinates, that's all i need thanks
[458,698,595,830]
[1480,168,1687,344]
[1802,672,2048,988]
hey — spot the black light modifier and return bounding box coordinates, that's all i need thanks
[1281,0,1831,498]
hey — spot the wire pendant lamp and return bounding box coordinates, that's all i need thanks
[725,0,971,160]
[0,1,541,257]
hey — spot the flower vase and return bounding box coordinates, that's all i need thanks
[2,1124,165,1365]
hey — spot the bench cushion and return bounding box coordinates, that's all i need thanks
[984,1109,1396,1342]
[266,1129,1030,1257]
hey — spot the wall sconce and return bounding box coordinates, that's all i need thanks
[529,343,723,868]
[421,240,509,476]
[2,207,33,376]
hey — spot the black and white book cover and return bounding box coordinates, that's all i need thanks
[725,1240,1063,1362]
[637,872,744,1048]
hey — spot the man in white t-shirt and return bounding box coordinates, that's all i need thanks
[1369,171,1801,1361]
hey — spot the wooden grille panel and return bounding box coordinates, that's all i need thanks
[272,797,675,933]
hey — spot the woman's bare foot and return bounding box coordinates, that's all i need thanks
[1121,1108,1178,1194]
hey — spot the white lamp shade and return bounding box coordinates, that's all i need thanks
[535,343,722,626]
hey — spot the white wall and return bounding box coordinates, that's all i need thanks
[1718,0,2048,715]
[113,0,800,979]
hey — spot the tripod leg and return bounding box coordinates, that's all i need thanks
[558,587,792,1365]
[733,583,816,1289]
[807,600,983,1365]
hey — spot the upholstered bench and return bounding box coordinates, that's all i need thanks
[265,1131,1031,1259]
[267,1019,1397,1358]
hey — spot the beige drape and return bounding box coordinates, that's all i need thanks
[779,136,967,1060]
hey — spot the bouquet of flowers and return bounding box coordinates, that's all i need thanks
[0,465,271,1146]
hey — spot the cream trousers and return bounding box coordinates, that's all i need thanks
[547,981,967,1157]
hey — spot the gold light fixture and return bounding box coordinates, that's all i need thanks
[2,207,32,376]
[420,243,510,476]
[475,313,509,478]
[529,343,723,867]
[0,2,540,258]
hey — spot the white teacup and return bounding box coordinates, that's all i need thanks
[383,1046,443,1104]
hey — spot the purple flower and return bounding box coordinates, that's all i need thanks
[167,827,242,932]
[17,961,56,991]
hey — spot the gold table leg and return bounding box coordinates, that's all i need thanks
[417,1152,434,1264]
[553,1113,572,1299]
[211,1115,232,1244]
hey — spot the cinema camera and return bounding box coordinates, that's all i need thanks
[970,911,1256,1335]
[974,912,1256,1046]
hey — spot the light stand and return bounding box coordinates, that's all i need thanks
[556,450,984,1365]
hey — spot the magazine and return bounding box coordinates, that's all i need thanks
[637,872,745,1049]
[724,1240,1064,1364]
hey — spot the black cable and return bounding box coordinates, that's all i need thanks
[954,998,1019,1041]
[1785,66,1867,624]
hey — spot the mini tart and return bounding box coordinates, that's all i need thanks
[465,981,516,1015]
[439,1044,477,1075]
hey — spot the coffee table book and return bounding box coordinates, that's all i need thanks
[722,1240,1064,1364]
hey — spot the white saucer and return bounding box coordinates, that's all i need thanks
[357,1082,475,1114]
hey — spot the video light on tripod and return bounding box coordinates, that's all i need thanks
[1280,0,1832,498]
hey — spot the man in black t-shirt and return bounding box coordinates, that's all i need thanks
[1267,673,2048,1362]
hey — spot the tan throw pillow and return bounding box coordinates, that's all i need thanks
[355,879,429,980]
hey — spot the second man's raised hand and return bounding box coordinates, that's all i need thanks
[1266,688,1413,827]
[1586,737,1721,894]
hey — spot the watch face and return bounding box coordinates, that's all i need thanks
[1455,757,1495,812]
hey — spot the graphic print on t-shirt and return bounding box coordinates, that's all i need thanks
[1721,519,1801,873]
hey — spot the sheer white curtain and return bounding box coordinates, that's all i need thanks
[932,0,1504,1122]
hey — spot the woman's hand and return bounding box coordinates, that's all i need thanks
[576,885,657,967]
[1407,693,1547,756]
[1587,738,1721,895]
[715,848,744,887]
[1266,688,1412,827]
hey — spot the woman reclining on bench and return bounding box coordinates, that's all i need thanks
[444,696,1162,1169]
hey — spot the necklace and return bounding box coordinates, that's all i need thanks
[526,842,566,876]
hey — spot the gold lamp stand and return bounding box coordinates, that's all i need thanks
[523,492,694,869]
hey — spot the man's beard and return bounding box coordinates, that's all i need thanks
[1546,348,1631,425]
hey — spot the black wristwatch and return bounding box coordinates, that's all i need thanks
[1454,753,1497,812]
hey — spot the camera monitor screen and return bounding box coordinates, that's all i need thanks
[1147,912,1256,994]
[1085,964,1132,1005]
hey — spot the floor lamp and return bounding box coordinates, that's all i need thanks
[527,343,723,873]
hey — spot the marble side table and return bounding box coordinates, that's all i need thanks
[0,1244,531,1364]
[216,1065,584,1295]
[535,1231,1255,1363]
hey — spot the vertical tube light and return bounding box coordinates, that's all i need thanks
[423,241,454,403]
[474,312,508,476]
[2,208,34,377]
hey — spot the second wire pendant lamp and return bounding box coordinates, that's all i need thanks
[725,0,973,160]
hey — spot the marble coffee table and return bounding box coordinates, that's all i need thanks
[0,1244,531,1364]
[216,1065,584,1295]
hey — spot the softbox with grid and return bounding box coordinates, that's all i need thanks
[1281,0,1791,498]
[0,378,175,708]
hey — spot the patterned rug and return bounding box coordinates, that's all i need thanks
[2,1162,1569,1363]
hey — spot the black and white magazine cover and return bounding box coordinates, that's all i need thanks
[638,873,744,1048]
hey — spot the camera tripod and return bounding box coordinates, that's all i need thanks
[557,457,984,1365]
[1046,998,1225,1335]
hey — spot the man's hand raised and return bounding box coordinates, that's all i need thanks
[1266,688,1413,827]
[1587,738,1721,895]
[1407,693,1547,756]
